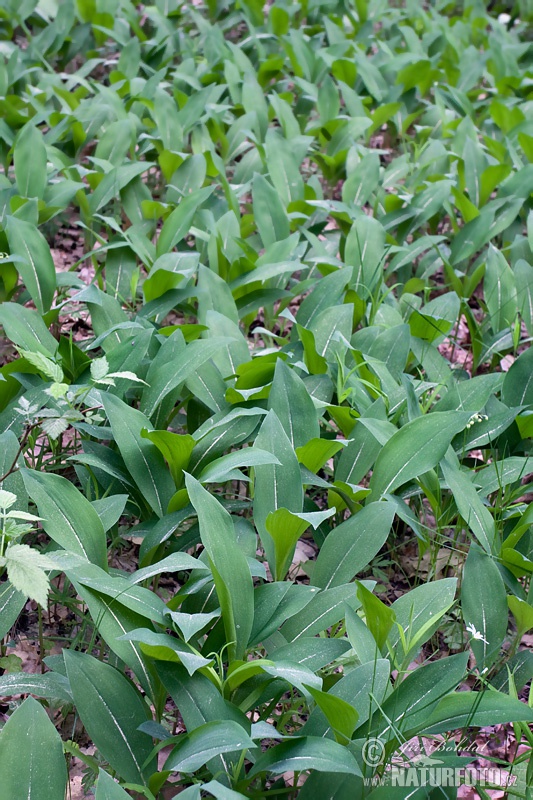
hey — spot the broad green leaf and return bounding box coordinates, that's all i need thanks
[185,474,254,662]
[14,123,47,200]
[155,662,241,732]
[305,685,359,743]
[297,773,362,800]
[423,690,533,735]
[502,346,533,408]
[441,449,495,553]
[254,410,304,571]
[0,579,26,640]
[408,292,460,343]
[484,245,517,334]
[64,650,154,784]
[120,629,213,676]
[345,216,386,298]
[91,494,128,532]
[89,162,151,215]
[296,438,347,474]
[140,337,228,419]
[280,583,367,642]
[95,769,133,800]
[101,393,175,517]
[313,502,395,589]
[310,304,353,362]
[66,581,157,697]
[164,721,255,773]
[0,671,72,702]
[369,411,471,498]
[156,187,213,257]
[167,609,220,642]
[21,469,108,569]
[249,583,318,645]
[356,582,395,651]
[127,552,203,585]
[46,551,162,619]
[0,302,58,356]
[508,597,533,638]
[268,359,319,448]
[361,652,469,741]
[461,544,508,670]
[0,696,67,799]
[141,429,195,487]
[5,217,56,313]
[252,173,290,249]
[344,605,380,665]
[266,507,335,581]
[388,578,458,662]
[198,447,281,484]
[302,659,390,737]
[248,736,362,778]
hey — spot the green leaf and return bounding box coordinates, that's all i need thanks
[502,346,533,408]
[345,216,386,298]
[0,696,67,798]
[64,650,154,784]
[101,393,175,517]
[252,173,290,249]
[302,659,390,737]
[0,671,72,702]
[296,438,347,474]
[0,579,26,640]
[313,502,395,589]
[280,583,365,642]
[0,302,58,356]
[268,359,319,448]
[155,662,239,732]
[95,769,133,800]
[65,579,157,697]
[197,447,281,484]
[140,337,228,419]
[167,609,220,642]
[266,507,335,581]
[461,544,508,670]
[356,582,395,651]
[362,652,469,740]
[156,187,213,257]
[440,449,495,553]
[1,543,54,606]
[484,245,517,334]
[248,737,362,778]
[388,578,457,663]
[89,162,151,215]
[423,690,533,735]
[368,411,471,498]
[18,349,63,383]
[164,720,255,773]
[120,629,213,676]
[91,355,110,381]
[508,597,533,638]
[14,124,47,200]
[305,685,359,743]
[185,474,254,662]
[21,469,108,569]
[253,410,304,572]
[141,429,195,487]
[5,216,56,314]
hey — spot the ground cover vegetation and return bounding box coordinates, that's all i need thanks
[0,0,532,797]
